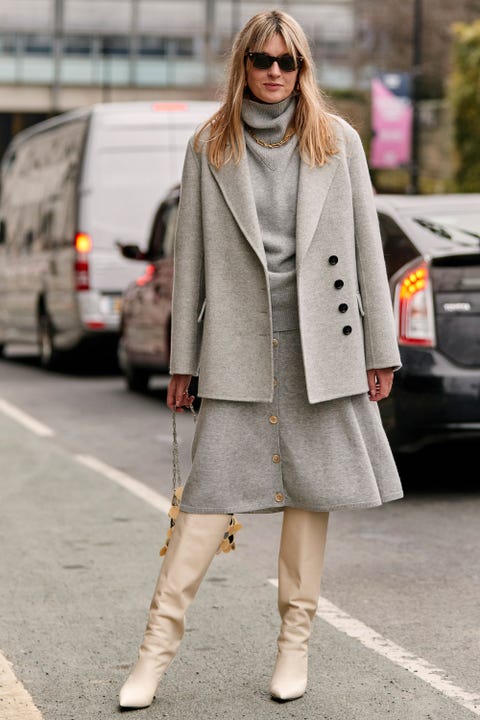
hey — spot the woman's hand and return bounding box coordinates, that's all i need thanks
[367,368,394,402]
[167,374,195,412]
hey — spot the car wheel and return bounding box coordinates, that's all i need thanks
[37,311,60,370]
[125,365,151,393]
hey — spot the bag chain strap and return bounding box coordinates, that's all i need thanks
[172,404,197,491]
[160,402,241,557]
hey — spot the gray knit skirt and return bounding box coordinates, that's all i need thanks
[180,328,404,514]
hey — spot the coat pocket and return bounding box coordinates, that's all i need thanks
[356,292,365,317]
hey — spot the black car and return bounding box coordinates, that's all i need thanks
[376,193,480,454]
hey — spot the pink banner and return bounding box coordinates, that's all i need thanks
[370,74,413,169]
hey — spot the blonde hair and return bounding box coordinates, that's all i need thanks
[194,9,338,168]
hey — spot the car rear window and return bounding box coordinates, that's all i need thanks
[413,212,480,248]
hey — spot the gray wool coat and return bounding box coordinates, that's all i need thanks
[170,115,402,404]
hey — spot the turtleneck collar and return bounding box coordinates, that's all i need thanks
[241,94,297,144]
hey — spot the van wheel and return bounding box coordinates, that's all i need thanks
[38,311,59,370]
[125,365,151,392]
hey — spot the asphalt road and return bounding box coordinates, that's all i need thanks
[0,348,479,720]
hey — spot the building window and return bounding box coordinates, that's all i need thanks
[311,38,350,60]
[23,35,53,55]
[174,38,194,57]
[0,35,17,54]
[138,36,168,56]
[137,36,194,58]
[100,36,130,56]
[63,36,93,55]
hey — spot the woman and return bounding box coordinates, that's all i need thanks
[119,9,403,709]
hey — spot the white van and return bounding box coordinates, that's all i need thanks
[0,99,218,367]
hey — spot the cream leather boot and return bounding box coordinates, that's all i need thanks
[119,511,231,709]
[270,508,329,701]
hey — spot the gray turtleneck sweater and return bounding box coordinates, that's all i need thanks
[241,95,300,331]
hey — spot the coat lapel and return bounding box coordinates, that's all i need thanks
[209,141,341,272]
[296,154,340,270]
[209,143,267,269]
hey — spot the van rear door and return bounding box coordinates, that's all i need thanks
[76,100,218,330]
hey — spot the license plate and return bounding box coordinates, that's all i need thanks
[100,295,123,315]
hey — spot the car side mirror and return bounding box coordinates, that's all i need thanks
[116,241,148,261]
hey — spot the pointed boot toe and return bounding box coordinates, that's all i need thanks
[118,658,160,709]
[270,650,308,701]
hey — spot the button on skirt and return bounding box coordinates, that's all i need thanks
[180,328,404,514]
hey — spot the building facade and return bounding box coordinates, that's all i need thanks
[0,0,355,114]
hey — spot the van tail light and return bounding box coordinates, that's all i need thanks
[75,233,92,253]
[74,232,92,291]
[136,264,155,286]
[394,261,435,346]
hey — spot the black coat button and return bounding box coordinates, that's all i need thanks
[342,325,352,335]
[334,279,344,289]
[338,303,348,313]
[328,255,338,265]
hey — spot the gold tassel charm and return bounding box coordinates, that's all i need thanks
[160,406,242,556]
[217,515,243,554]
[159,485,183,556]
[160,486,243,556]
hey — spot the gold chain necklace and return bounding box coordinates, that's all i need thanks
[245,125,295,149]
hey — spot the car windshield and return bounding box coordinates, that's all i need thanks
[413,211,480,247]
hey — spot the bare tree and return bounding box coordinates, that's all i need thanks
[356,0,480,95]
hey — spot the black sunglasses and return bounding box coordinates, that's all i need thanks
[245,52,303,73]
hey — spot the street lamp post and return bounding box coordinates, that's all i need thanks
[52,0,63,112]
[232,0,241,38]
[205,0,215,89]
[408,0,422,194]
[101,37,113,103]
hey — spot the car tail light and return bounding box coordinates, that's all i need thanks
[394,262,435,346]
[74,232,92,290]
[136,264,155,286]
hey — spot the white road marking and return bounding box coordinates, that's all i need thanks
[2,395,476,717]
[269,577,480,716]
[75,454,172,515]
[0,403,50,718]
[0,651,44,719]
[0,397,55,437]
